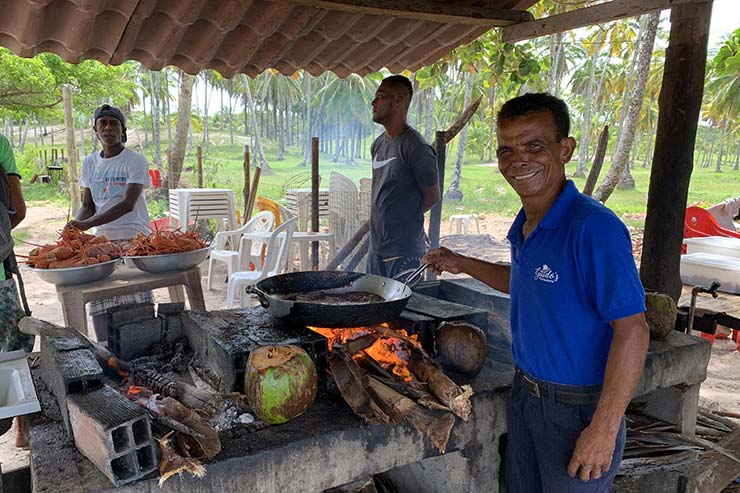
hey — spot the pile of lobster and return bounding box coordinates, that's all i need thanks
[123,230,207,256]
[26,227,119,269]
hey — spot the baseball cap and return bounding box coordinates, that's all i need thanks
[93,104,127,143]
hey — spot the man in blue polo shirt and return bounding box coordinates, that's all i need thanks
[423,93,649,492]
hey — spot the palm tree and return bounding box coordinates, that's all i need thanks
[240,74,273,174]
[168,70,195,189]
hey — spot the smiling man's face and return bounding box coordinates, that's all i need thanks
[496,109,575,202]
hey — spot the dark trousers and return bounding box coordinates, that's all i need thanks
[508,370,626,493]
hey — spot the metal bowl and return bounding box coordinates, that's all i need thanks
[123,247,210,274]
[25,259,119,286]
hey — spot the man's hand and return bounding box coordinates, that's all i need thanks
[567,423,617,482]
[66,220,90,232]
[422,247,466,275]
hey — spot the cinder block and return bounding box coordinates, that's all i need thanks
[67,385,157,487]
[40,330,103,434]
[107,303,155,328]
[107,319,162,361]
[158,302,185,342]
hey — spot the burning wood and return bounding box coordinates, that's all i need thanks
[129,368,228,416]
[318,320,474,453]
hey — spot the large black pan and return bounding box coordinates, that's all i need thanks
[247,271,414,327]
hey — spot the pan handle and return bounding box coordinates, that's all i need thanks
[246,285,270,308]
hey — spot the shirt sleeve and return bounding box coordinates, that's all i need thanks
[408,141,438,189]
[79,155,91,188]
[127,152,151,187]
[576,212,646,323]
[0,135,20,177]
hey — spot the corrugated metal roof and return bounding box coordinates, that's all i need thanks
[0,0,538,77]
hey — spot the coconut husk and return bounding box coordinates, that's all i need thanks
[435,321,488,375]
[159,397,221,459]
[157,432,206,487]
[645,292,677,339]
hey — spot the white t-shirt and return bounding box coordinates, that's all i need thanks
[80,147,151,240]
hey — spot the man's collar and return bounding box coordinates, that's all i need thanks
[506,180,579,245]
[538,180,578,230]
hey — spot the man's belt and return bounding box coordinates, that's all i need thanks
[515,369,602,406]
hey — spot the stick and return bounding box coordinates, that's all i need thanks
[242,145,250,224]
[245,165,262,222]
[436,96,482,147]
[345,238,369,271]
[326,220,370,271]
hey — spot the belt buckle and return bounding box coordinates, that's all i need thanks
[522,372,541,398]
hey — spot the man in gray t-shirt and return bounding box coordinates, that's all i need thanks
[368,75,439,277]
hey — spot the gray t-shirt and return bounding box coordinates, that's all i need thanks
[369,127,438,257]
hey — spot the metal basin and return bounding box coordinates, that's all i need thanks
[26,259,118,286]
[124,247,210,274]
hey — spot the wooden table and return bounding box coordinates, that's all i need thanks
[55,266,205,335]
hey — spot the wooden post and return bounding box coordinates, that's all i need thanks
[196,145,203,188]
[62,84,80,213]
[427,131,447,279]
[242,145,250,224]
[640,1,713,301]
[43,149,47,166]
[311,137,320,270]
[582,125,609,196]
[246,166,261,223]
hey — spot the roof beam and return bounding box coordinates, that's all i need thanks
[289,0,534,26]
[502,0,705,43]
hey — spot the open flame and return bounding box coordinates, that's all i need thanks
[126,385,154,399]
[308,323,420,382]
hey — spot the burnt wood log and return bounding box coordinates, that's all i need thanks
[407,351,472,421]
[367,376,454,454]
[582,125,608,196]
[326,220,370,271]
[130,369,224,415]
[640,1,713,301]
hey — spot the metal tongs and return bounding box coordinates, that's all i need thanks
[393,263,429,288]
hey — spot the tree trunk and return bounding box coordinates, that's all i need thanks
[640,2,712,301]
[734,139,740,171]
[18,118,29,153]
[165,69,172,146]
[715,117,729,172]
[445,72,473,201]
[424,88,435,143]
[241,74,273,175]
[141,90,149,148]
[62,85,81,213]
[167,71,195,189]
[643,116,656,168]
[228,79,235,146]
[593,12,659,202]
[149,70,162,168]
[575,34,604,178]
[202,72,210,151]
[299,74,312,167]
[582,125,609,196]
[702,127,716,167]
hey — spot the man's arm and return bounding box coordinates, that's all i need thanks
[75,188,96,222]
[69,183,143,231]
[7,175,26,229]
[567,312,649,482]
[421,184,440,212]
[422,246,511,293]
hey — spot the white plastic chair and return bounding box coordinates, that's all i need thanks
[207,210,274,290]
[226,217,297,308]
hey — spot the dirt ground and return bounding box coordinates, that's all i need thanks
[1,205,737,474]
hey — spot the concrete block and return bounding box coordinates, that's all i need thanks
[632,383,700,436]
[107,319,162,361]
[107,303,155,328]
[67,385,156,487]
[158,302,185,342]
[40,341,103,434]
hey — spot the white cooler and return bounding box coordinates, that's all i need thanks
[680,252,740,294]
[684,236,740,259]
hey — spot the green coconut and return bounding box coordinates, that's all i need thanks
[244,345,318,424]
[645,291,677,340]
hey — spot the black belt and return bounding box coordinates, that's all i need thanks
[515,369,602,406]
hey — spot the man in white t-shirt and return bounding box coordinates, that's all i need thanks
[67,104,153,341]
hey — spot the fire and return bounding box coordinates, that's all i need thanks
[126,385,154,399]
[308,323,421,382]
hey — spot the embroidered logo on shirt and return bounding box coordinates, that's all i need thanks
[372,157,397,169]
[534,264,559,283]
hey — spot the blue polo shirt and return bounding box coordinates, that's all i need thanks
[507,180,646,386]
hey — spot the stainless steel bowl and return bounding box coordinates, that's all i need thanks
[26,259,119,286]
[123,247,210,274]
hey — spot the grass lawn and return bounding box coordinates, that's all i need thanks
[20,133,740,229]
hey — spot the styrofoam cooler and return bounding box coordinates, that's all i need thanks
[684,236,740,259]
[680,252,740,294]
